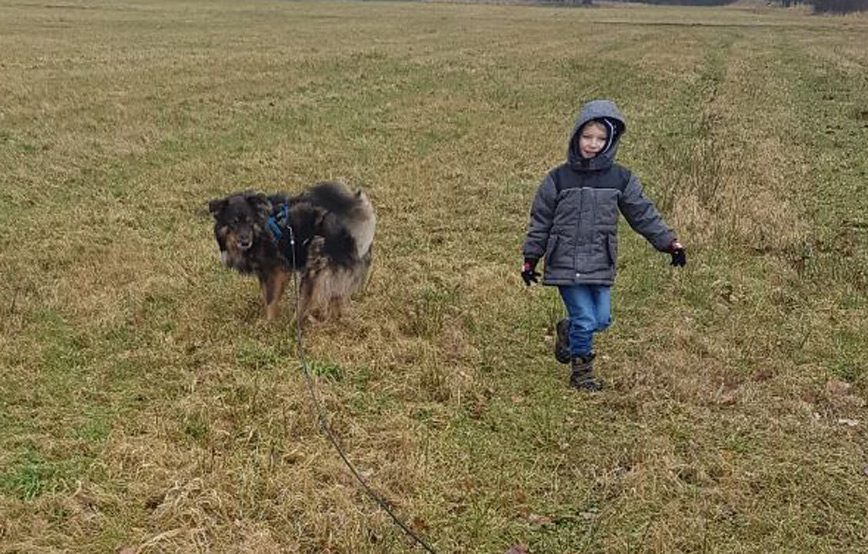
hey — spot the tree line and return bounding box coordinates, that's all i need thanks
[546,0,867,13]
[800,0,868,13]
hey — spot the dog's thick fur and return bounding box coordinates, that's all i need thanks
[208,182,376,321]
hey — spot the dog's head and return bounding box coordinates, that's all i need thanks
[208,192,272,259]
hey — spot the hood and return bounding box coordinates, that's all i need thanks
[567,100,627,171]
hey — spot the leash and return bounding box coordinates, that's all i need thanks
[284,223,441,554]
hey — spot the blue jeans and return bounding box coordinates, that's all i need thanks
[558,284,612,358]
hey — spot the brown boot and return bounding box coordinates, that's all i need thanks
[569,353,602,391]
[554,317,570,364]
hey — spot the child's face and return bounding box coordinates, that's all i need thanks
[578,122,608,159]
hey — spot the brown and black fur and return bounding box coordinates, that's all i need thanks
[208,182,376,321]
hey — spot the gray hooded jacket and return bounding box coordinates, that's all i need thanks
[522,100,676,286]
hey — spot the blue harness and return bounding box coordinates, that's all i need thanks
[266,203,294,256]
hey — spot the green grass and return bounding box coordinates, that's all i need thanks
[1,1,867,553]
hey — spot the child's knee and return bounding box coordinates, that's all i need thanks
[570,318,596,334]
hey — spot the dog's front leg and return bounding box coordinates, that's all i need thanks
[261,271,290,321]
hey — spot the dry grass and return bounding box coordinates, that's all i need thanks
[1,1,867,553]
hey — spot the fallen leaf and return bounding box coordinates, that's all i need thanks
[848,395,867,408]
[526,513,553,526]
[753,369,773,382]
[469,399,488,419]
[826,379,852,395]
[411,516,429,533]
[718,391,738,406]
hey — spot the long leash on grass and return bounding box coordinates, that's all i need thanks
[286,226,440,554]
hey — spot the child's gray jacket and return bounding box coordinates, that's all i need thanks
[522,100,676,286]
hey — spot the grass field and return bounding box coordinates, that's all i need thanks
[1,0,867,552]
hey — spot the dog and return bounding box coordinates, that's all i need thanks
[208,182,376,321]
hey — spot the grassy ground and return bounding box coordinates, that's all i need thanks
[1,1,867,552]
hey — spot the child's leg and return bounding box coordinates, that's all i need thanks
[591,285,612,332]
[558,285,598,358]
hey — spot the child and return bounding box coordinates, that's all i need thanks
[521,99,686,391]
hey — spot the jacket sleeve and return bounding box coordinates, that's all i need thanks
[522,173,557,260]
[618,173,676,252]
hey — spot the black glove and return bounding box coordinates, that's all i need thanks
[669,241,686,267]
[521,259,540,286]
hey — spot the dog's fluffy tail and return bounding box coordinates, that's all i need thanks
[306,182,376,259]
[348,190,376,258]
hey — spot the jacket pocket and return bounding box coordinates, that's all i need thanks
[606,235,618,267]
[545,235,566,268]
[594,189,620,229]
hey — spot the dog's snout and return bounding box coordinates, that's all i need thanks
[236,232,253,250]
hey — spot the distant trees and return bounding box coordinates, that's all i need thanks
[806,0,868,12]
[550,0,867,12]
[636,0,738,4]
[535,0,592,5]
[775,0,867,13]
[599,0,740,4]
[627,0,868,12]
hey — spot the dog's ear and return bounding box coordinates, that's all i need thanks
[246,193,273,219]
[207,198,227,218]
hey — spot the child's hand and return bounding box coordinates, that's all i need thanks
[521,259,540,286]
[669,241,686,267]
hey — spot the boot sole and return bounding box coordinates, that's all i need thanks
[570,379,603,392]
